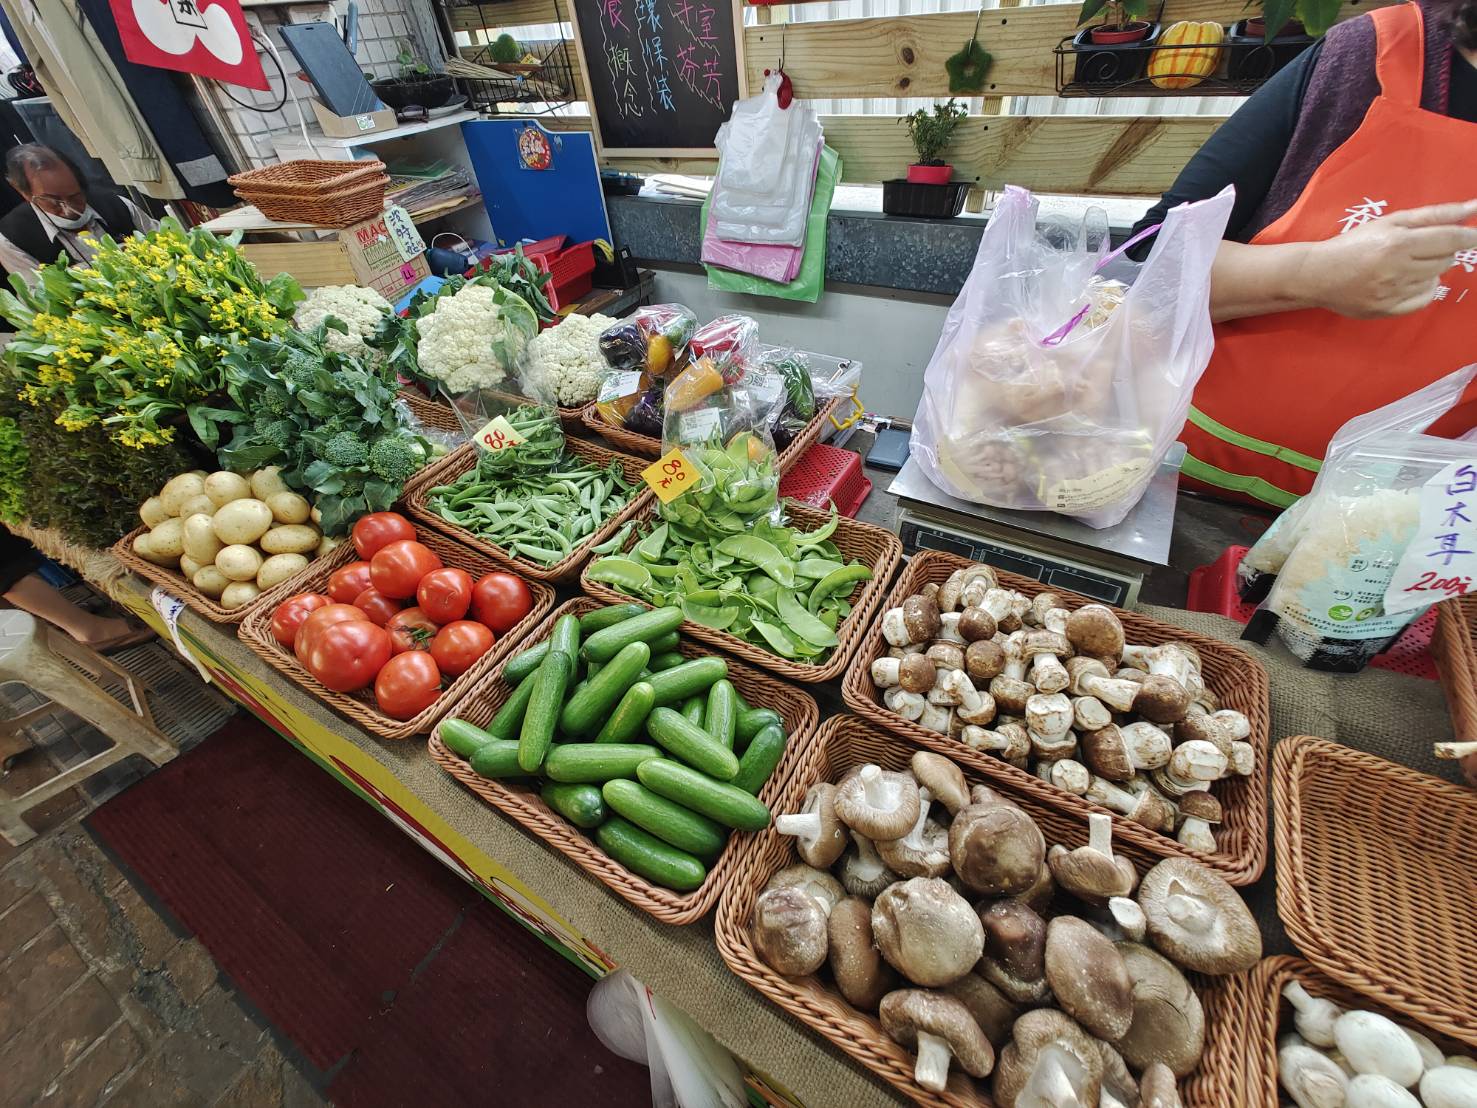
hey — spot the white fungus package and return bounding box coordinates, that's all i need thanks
[910,185,1232,528]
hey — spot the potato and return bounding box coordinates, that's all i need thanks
[265,491,311,525]
[220,581,261,611]
[212,499,273,545]
[178,494,216,520]
[249,466,289,500]
[310,505,323,526]
[215,544,263,582]
[259,524,320,556]
[257,552,309,590]
[149,517,186,560]
[204,471,251,508]
[188,469,209,478]
[192,565,229,598]
[179,553,204,580]
[140,496,170,529]
[182,513,222,565]
[315,533,342,559]
[132,531,177,568]
[159,473,206,517]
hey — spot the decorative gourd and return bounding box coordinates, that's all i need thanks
[1148,21,1225,90]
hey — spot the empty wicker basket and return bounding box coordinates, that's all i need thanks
[227,159,389,227]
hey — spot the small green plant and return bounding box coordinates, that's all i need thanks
[1252,0,1338,40]
[395,40,431,78]
[1077,0,1148,29]
[903,99,967,166]
[489,33,523,64]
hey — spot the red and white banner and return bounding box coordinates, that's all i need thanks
[110,0,268,90]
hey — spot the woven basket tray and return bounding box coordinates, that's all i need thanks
[579,500,903,683]
[238,532,555,741]
[839,549,1271,886]
[398,388,466,437]
[713,715,1257,1107]
[1241,956,1475,1108]
[582,395,844,471]
[1431,597,1477,743]
[227,159,388,228]
[402,438,654,583]
[111,525,332,627]
[427,596,819,924]
[1272,735,1477,1048]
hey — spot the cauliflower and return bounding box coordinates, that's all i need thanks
[415,282,539,393]
[294,285,391,357]
[521,313,615,407]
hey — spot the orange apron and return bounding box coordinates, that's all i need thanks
[1181,1,1477,508]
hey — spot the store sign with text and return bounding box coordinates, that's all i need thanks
[111,0,268,90]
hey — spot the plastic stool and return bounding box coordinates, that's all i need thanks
[0,611,176,844]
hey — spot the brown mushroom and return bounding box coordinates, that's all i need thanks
[942,973,1018,1046]
[1065,656,1140,713]
[837,834,897,900]
[949,784,1046,896]
[960,721,1031,765]
[966,638,1007,682]
[1028,591,1063,628]
[992,1009,1104,1108]
[1133,674,1194,724]
[939,565,997,612]
[1137,857,1262,975]
[977,898,1049,1004]
[958,606,998,643]
[878,814,952,879]
[882,599,940,647]
[1081,721,1173,782]
[1176,790,1222,854]
[774,783,849,868]
[1011,861,1057,915]
[1047,812,1138,905]
[1114,941,1206,1077]
[1099,1040,1140,1108]
[898,653,937,693]
[828,896,897,1011]
[1049,758,1092,796]
[766,864,844,917]
[879,989,995,1093]
[910,751,969,815]
[1021,630,1073,694]
[1169,740,1229,783]
[926,641,966,673]
[1085,774,1176,832]
[751,887,828,976]
[1066,604,1125,662]
[1139,1062,1184,1108]
[1044,915,1134,1041]
[872,878,984,986]
[834,764,921,840]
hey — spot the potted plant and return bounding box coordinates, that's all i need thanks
[903,99,967,185]
[1072,0,1160,85]
[371,42,455,112]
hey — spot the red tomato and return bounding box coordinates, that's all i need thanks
[370,540,443,599]
[269,593,330,648]
[416,567,473,624]
[386,606,439,654]
[294,603,369,666]
[374,650,442,721]
[471,572,533,633]
[327,561,374,604]
[351,512,416,560]
[352,586,403,627]
[306,620,392,693]
[430,620,495,678]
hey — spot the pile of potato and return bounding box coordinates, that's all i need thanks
[132,468,336,610]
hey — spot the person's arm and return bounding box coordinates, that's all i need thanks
[120,197,158,234]
[0,231,41,286]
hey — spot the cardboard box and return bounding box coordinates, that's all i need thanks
[309,98,397,140]
[240,208,429,297]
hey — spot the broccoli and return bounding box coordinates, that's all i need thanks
[259,388,293,417]
[367,435,425,483]
[260,419,295,451]
[319,431,368,467]
[281,350,322,392]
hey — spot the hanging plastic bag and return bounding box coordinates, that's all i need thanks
[709,74,823,248]
[909,185,1233,529]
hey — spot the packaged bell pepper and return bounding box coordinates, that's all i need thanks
[596,304,697,378]
[667,314,758,413]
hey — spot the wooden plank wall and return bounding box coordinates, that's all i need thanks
[448,0,1384,196]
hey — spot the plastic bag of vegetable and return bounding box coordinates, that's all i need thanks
[910,185,1233,529]
[750,346,817,451]
[597,304,697,379]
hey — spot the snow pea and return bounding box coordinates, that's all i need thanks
[808,564,873,612]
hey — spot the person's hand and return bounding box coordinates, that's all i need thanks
[1301,199,1477,319]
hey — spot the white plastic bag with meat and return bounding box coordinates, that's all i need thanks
[910,184,1233,528]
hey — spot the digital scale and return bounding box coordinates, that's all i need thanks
[888,446,1183,607]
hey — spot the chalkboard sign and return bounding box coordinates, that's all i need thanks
[566,0,746,156]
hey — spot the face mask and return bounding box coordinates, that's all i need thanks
[40,205,96,232]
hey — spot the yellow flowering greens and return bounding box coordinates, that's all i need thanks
[0,218,302,448]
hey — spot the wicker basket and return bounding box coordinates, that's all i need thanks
[714,715,1258,1108]
[1241,956,1475,1108]
[238,532,555,741]
[427,596,819,924]
[582,395,844,471]
[1273,735,1477,1048]
[226,159,389,228]
[1432,597,1477,743]
[579,500,903,683]
[840,550,1271,886]
[402,439,654,583]
[111,524,333,627]
[557,401,593,435]
[397,388,466,437]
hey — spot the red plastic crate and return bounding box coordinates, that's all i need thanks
[779,441,871,516]
[1187,544,1437,679]
[529,241,595,314]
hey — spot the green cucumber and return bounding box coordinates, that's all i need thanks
[648,651,687,673]
[735,707,782,749]
[595,817,707,892]
[469,740,527,779]
[704,680,738,749]
[549,613,581,662]
[636,759,771,831]
[644,707,740,780]
[560,641,651,736]
[541,782,606,829]
[680,694,706,728]
[486,676,538,742]
[732,687,752,713]
[645,657,728,706]
[730,724,786,794]
[578,603,647,635]
[648,630,681,655]
[601,779,727,858]
[596,681,656,744]
[440,718,493,759]
[544,743,663,783]
[518,649,571,772]
[503,640,549,686]
[581,606,684,662]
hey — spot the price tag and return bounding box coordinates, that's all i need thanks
[384,204,425,262]
[473,414,525,453]
[1384,460,1477,615]
[355,113,375,131]
[642,448,696,504]
[149,587,211,683]
[746,369,783,409]
[677,407,722,444]
[597,370,642,404]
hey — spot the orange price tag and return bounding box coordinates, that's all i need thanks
[642,448,695,504]
[473,414,525,453]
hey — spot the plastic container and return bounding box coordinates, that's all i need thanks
[778,441,872,516]
[528,241,595,313]
[881,179,969,219]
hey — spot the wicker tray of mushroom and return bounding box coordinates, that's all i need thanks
[841,550,1270,887]
[728,726,1261,1106]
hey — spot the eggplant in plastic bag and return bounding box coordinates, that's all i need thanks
[624,382,666,438]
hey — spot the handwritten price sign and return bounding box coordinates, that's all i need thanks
[1384,460,1477,615]
[473,415,526,454]
[642,448,695,504]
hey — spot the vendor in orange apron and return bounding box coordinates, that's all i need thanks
[1131,0,1477,508]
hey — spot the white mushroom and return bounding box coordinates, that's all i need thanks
[937,612,966,645]
[1335,1011,1424,1087]
[1021,630,1073,695]
[884,686,927,721]
[1345,1074,1421,1108]
[954,681,998,726]
[1228,741,1256,777]
[1169,740,1229,783]
[1065,656,1140,713]
[1282,980,1342,1048]
[918,702,952,734]
[1404,1027,1446,1073]
[960,722,1031,765]
[1280,1041,1351,1108]
[1025,692,1073,753]
[1071,695,1112,734]
[1085,775,1175,832]
[1422,1065,1477,1107]
[928,667,973,706]
[1049,759,1091,796]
